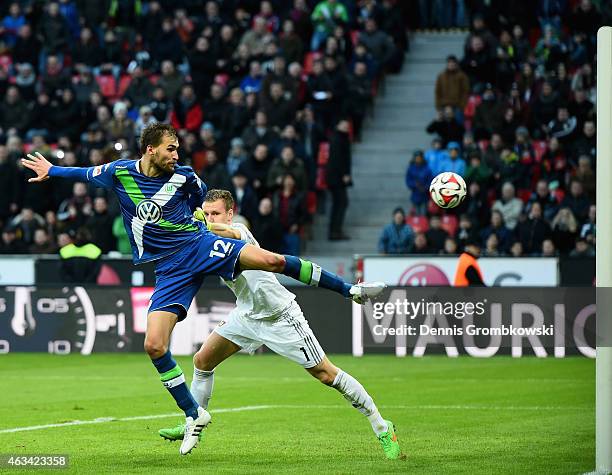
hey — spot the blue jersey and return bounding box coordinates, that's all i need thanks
[60,159,207,264]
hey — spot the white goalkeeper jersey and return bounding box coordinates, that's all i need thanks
[223,222,296,320]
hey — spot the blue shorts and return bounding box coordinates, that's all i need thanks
[149,232,247,321]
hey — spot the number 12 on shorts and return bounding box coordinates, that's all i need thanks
[209,239,232,259]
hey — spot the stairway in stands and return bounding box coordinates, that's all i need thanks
[305,32,467,257]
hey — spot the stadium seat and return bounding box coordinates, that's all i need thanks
[303,51,322,75]
[0,54,12,72]
[347,119,354,142]
[350,30,359,46]
[440,215,458,236]
[317,142,329,166]
[487,188,497,206]
[116,74,132,97]
[517,189,532,203]
[553,188,565,203]
[306,191,317,215]
[214,73,230,87]
[406,215,429,233]
[532,140,548,162]
[315,142,330,190]
[96,74,117,99]
[463,95,482,123]
[427,200,441,215]
[315,166,328,190]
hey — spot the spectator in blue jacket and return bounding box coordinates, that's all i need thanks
[405,150,433,215]
[425,136,447,176]
[437,141,466,176]
[378,207,414,254]
[2,3,26,47]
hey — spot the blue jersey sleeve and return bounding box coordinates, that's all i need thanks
[184,169,207,211]
[49,162,117,189]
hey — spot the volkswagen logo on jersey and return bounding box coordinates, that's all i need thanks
[136,199,163,224]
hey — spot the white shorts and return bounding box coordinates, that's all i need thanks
[214,300,325,368]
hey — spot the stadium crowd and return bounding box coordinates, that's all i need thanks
[0,0,407,257]
[386,0,600,258]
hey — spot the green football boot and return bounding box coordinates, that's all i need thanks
[377,420,404,460]
[158,422,199,442]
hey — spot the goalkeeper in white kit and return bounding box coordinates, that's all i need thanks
[159,189,404,460]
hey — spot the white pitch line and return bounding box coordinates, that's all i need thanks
[0,403,592,434]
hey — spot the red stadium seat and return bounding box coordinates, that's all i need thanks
[463,95,482,122]
[517,189,532,203]
[487,188,497,206]
[553,188,565,203]
[532,140,548,163]
[317,142,329,165]
[315,166,328,190]
[427,200,441,215]
[303,51,322,75]
[116,74,132,97]
[214,73,230,87]
[96,74,117,99]
[350,30,359,46]
[406,215,429,233]
[0,54,12,72]
[306,191,317,215]
[371,77,379,96]
[440,215,458,236]
[315,143,330,190]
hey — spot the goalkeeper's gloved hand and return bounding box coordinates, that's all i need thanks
[193,207,212,230]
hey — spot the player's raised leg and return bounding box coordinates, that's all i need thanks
[159,331,241,441]
[144,310,210,454]
[237,244,385,304]
[307,357,404,460]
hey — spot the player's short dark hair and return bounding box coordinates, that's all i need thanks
[139,123,178,154]
[205,189,234,211]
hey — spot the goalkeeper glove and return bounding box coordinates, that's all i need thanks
[193,207,212,230]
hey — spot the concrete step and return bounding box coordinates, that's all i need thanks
[305,241,375,254]
[305,31,467,256]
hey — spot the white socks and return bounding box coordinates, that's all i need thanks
[191,368,214,409]
[332,369,388,435]
[190,366,389,436]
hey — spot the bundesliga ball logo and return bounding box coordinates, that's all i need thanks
[429,172,467,209]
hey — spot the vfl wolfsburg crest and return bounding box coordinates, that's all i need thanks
[136,199,163,223]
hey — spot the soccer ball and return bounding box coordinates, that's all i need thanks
[429,172,467,209]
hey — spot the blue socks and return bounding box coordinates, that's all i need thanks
[152,351,199,419]
[283,255,351,297]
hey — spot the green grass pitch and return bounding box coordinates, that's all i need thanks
[0,354,594,474]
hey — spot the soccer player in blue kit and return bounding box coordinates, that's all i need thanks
[21,123,385,455]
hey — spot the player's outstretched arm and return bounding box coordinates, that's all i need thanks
[21,151,91,182]
[20,152,53,182]
[22,152,116,188]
